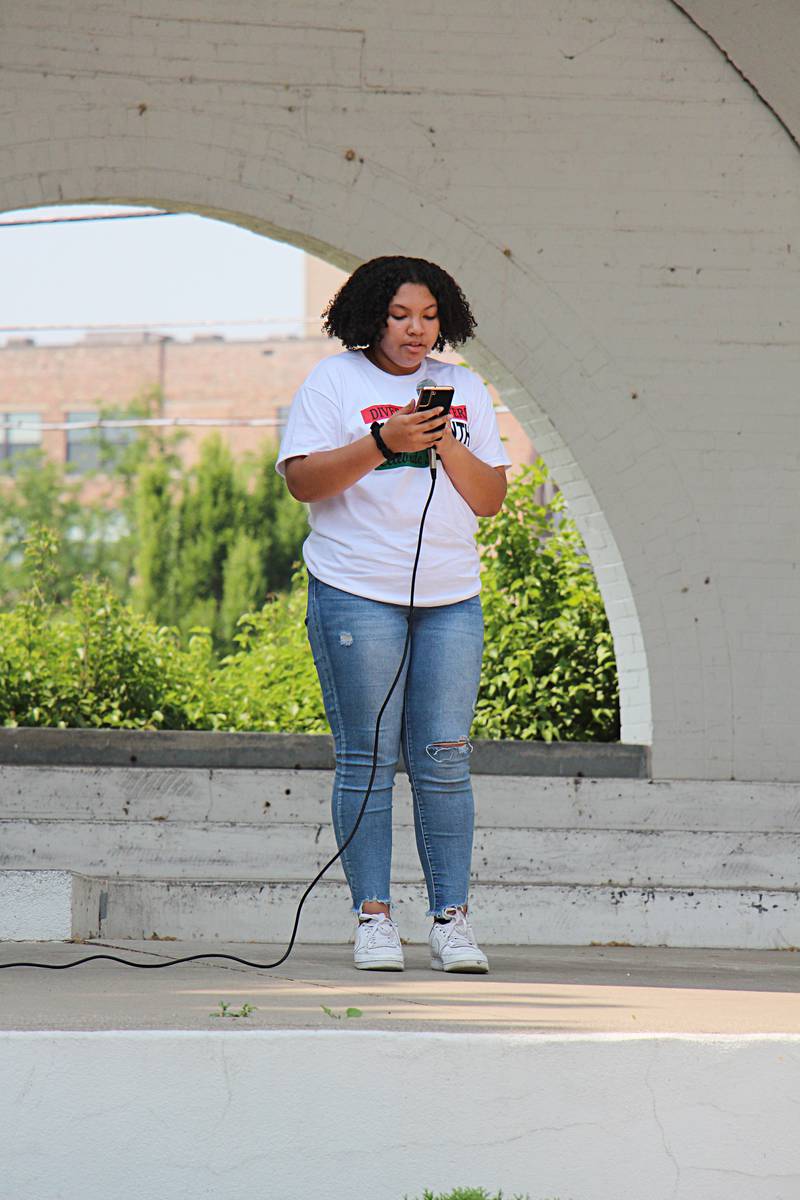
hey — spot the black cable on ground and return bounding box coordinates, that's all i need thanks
[0,464,439,970]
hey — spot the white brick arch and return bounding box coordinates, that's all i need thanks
[3,0,800,781]
[4,145,658,755]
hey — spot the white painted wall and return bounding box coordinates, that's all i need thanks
[2,1031,799,1199]
[3,2,800,780]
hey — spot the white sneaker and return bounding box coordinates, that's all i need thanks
[429,907,489,973]
[353,913,405,971]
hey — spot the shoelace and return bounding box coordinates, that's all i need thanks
[359,915,400,948]
[437,911,478,949]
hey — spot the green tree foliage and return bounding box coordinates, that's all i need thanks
[0,450,117,604]
[0,385,184,605]
[0,530,325,732]
[0,387,308,653]
[474,460,619,742]
[219,530,266,645]
[132,433,308,649]
[1,469,620,742]
[0,527,200,730]
[132,453,180,625]
[170,434,244,642]
[212,565,326,732]
[80,384,186,594]
[244,441,310,593]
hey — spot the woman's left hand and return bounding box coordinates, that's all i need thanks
[427,414,507,516]
[431,412,456,457]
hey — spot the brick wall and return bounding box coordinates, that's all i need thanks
[0,331,534,480]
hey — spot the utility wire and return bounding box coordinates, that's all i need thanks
[0,317,321,333]
[0,417,282,432]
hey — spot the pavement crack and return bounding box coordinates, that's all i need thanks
[645,1044,681,1198]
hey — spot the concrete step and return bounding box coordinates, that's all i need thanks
[5,869,800,948]
[79,875,800,948]
[3,766,800,830]
[0,870,101,940]
[4,818,800,888]
[4,766,800,948]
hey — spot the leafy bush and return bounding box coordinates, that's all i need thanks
[0,529,326,733]
[0,528,205,730]
[0,394,308,656]
[0,461,620,741]
[209,564,327,733]
[474,461,619,742]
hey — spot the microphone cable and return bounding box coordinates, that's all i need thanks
[0,459,439,971]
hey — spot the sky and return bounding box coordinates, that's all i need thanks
[0,203,306,346]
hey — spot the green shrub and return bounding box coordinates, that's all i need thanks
[209,564,327,733]
[0,570,204,732]
[1,462,620,742]
[0,529,325,733]
[474,460,619,742]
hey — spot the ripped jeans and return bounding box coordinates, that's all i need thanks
[305,572,484,917]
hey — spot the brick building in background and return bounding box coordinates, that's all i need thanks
[0,256,542,500]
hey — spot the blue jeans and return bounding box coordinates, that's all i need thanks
[305,573,484,917]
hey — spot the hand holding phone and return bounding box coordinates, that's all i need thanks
[414,381,455,470]
[415,383,454,420]
[415,383,454,445]
[378,383,455,457]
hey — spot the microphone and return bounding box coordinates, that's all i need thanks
[416,377,438,473]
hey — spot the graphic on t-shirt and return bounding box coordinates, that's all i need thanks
[360,403,470,470]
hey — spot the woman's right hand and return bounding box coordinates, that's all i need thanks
[380,400,446,454]
[284,399,447,504]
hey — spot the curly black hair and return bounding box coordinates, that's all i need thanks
[322,255,476,352]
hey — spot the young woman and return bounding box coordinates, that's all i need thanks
[277,255,510,972]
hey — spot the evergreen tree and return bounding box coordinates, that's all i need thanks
[244,442,308,591]
[132,454,179,626]
[219,529,267,644]
[174,434,243,622]
[86,384,185,596]
[0,451,118,605]
[0,384,185,609]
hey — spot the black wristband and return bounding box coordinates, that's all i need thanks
[370,421,399,461]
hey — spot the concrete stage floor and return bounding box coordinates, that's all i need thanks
[1,940,798,1033]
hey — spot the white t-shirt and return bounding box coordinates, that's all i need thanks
[276,349,511,606]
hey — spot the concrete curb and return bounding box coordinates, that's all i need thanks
[0,728,650,777]
[2,1031,799,1199]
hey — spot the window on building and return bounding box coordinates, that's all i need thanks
[66,411,99,472]
[0,413,42,464]
[66,411,137,474]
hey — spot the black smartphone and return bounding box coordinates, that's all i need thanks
[415,384,454,417]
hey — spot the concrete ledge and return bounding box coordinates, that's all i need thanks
[6,869,800,949]
[0,870,73,940]
[83,877,800,949]
[1,1030,798,1200]
[0,728,651,777]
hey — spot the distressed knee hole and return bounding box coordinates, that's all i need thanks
[338,631,353,647]
[425,737,473,763]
